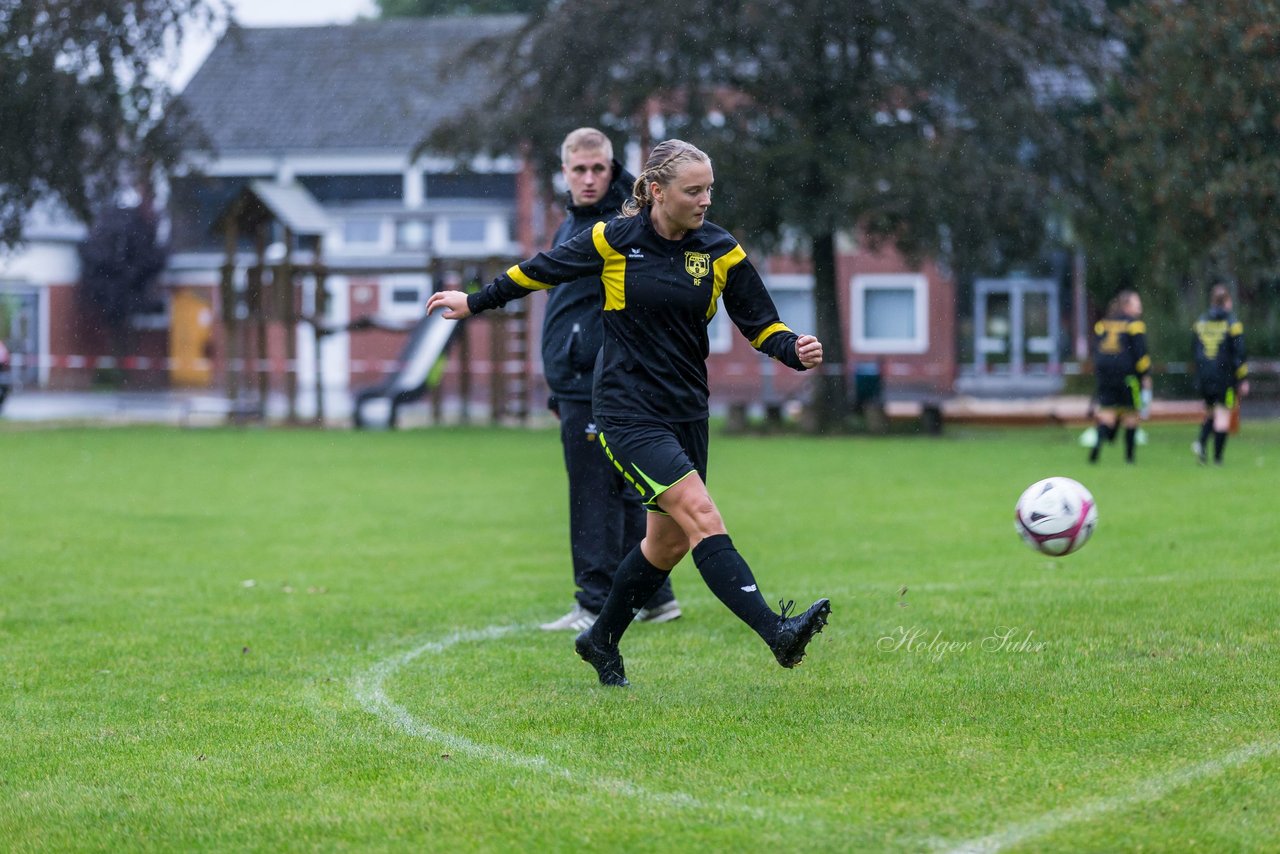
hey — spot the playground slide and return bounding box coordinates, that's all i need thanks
[352,311,458,429]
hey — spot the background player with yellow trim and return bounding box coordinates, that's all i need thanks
[1089,289,1151,465]
[1192,283,1250,466]
[427,139,830,687]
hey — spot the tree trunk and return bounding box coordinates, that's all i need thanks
[809,231,847,433]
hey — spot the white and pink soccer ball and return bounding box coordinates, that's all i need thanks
[1014,477,1098,557]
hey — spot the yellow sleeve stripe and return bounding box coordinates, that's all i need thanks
[1230,322,1244,335]
[1237,365,1249,379]
[706,244,747,321]
[592,221,627,311]
[1128,320,1147,335]
[751,322,792,350]
[506,264,552,291]
[1135,355,1151,373]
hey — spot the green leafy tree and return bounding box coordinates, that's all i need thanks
[425,0,1109,428]
[1074,0,1280,356]
[0,0,221,247]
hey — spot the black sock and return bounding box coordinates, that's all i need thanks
[590,544,671,647]
[1213,430,1227,462]
[1124,427,1136,462]
[1198,418,1213,448]
[693,534,777,641]
[1090,423,1111,462]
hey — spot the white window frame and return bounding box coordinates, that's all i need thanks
[850,273,929,354]
[341,217,387,251]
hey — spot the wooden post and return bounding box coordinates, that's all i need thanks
[251,224,269,411]
[220,212,241,407]
[279,252,298,425]
[313,261,328,426]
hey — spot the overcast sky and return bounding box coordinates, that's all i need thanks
[167,0,378,91]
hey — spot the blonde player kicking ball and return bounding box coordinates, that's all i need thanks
[427,139,830,687]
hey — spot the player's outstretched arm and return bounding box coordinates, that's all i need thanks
[425,290,471,319]
[796,334,823,369]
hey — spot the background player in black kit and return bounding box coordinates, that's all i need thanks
[537,128,679,632]
[1089,290,1151,464]
[1192,283,1250,465]
[428,139,830,687]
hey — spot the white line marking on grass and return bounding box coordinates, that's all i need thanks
[938,739,1280,854]
[351,624,788,818]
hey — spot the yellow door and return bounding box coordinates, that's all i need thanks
[169,288,214,387]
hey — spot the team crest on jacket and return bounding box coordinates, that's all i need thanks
[684,251,710,286]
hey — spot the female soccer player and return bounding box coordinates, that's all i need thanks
[427,139,830,686]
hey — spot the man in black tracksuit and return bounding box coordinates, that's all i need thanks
[538,129,678,631]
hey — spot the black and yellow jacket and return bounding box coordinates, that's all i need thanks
[1093,312,1150,379]
[1193,307,1248,393]
[468,207,806,421]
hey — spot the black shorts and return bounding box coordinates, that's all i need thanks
[1096,373,1140,410]
[595,414,708,512]
[1200,386,1236,408]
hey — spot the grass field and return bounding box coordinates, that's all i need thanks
[2,420,1278,852]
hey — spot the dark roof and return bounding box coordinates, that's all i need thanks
[178,16,524,154]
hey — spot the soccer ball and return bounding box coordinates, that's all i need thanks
[1014,477,1098,557]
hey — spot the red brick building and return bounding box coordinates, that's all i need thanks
[8,16,958,422]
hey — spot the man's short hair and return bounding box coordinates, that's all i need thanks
[561,128,613,165]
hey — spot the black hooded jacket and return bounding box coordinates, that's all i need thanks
[540,159,635,403]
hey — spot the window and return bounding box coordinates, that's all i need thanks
[446,217,488,244]
[850,274,928,354]
[436,215,511,254]
[395,219,430,251]
[298,174,402,203]
[380,274,431,321]
[426,173,516,200]
[343,218,382,246]
[766,273,815,333]
[707,273,814,354]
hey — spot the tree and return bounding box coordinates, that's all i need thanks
[0,0,221,247]
[424,0,1110,429]
[77,204,167,363]
[377,0,542,16]
[1073,0,1280,355]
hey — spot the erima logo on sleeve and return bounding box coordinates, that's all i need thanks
[629,247,644,258]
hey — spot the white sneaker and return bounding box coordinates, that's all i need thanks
[540,604,598,632]
[636,599,683,624]
[1191,440,1206,465]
